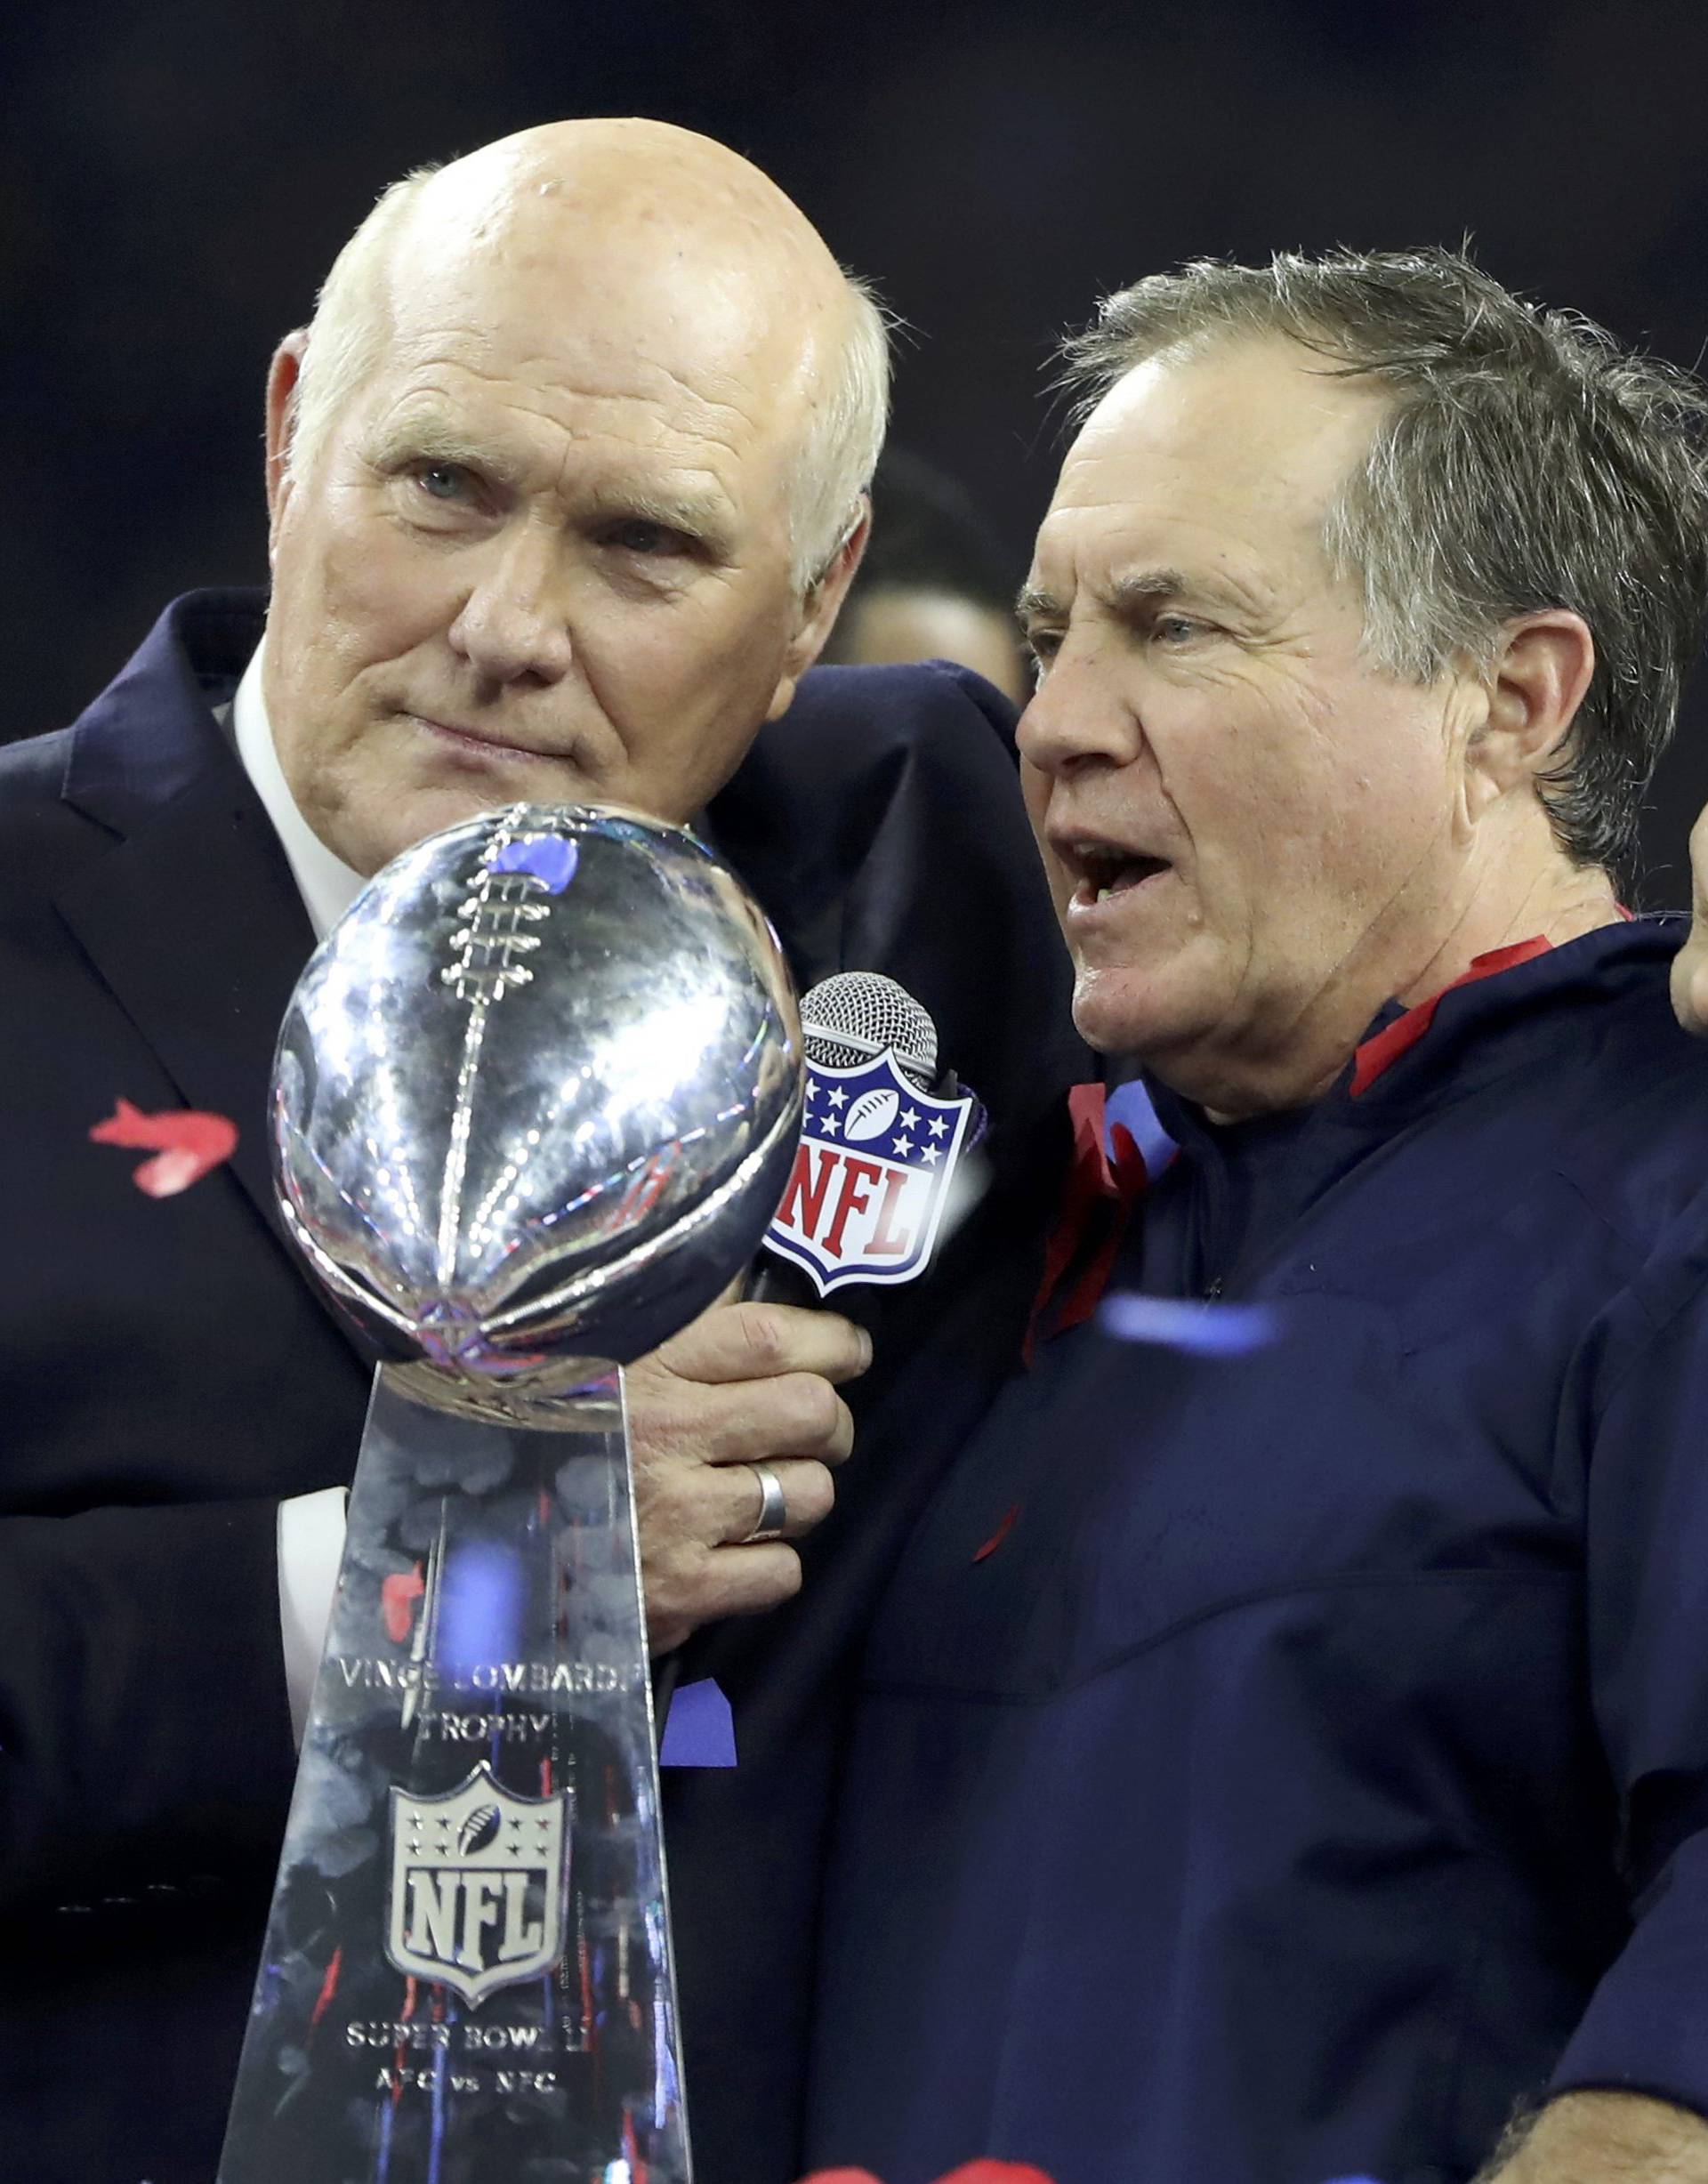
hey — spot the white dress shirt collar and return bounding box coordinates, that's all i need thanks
[230,638,365,942]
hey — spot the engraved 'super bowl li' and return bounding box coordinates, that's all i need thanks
[271,802,802,1414]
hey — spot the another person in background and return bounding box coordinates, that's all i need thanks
[807,248,1708,2184]
[824,447,1030,702]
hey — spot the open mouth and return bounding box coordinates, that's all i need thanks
[1060,839,1172,907]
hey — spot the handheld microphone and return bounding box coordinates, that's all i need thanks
[748,973,984,1306]
[797,971,939,1087]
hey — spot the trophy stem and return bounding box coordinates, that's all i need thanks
[219,1366,691,2183]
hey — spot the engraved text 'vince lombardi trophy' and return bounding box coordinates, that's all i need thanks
[217,802,802,2184]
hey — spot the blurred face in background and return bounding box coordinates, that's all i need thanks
[836,585,1029,705]
[261,135,862,878]
[1018,337,1483,1112]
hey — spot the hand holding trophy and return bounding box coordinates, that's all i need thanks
[218,802,803,2182]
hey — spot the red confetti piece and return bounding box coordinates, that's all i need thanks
[89,1097,238,1197]
[391,1975,419,2108]
[381,1567,426,1645]
[797,2170,1054,2184]
[936,2169,1057,2184]
[309,1944,343,2031]
[972,1503,1020,1564]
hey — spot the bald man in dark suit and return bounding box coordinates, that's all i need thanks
[0,117,1077,2184]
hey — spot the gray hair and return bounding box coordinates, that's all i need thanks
[1061,246,1708,880]
[289,166,890,593]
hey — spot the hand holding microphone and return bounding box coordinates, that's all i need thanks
[625,1296,872,1654]
[636,973,983,1649]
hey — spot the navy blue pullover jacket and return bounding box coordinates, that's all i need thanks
[807,919,1708,2184]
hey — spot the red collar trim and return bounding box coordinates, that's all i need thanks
[1068,1080,1150,1197]
[1349,937,1552,1098]
[1029,931,1575,1354]
[1023,1083,1152,1363]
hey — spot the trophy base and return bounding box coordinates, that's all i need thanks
[218,1367,690,2183]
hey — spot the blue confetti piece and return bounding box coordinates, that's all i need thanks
[489,835,579,893]
[1321,2175,1386,2183]
[1099,1290,1278,1356]
[659,1679,737,1768]
[1105,1076,1179,1175]
[435,1540,525,1675]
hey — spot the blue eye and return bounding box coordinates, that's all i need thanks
[415,464,467,501]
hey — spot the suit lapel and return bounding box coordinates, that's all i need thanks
[52,592,375,1372]
[56,758,316,1229]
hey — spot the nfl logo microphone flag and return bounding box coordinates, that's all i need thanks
[764,1048,976,1294]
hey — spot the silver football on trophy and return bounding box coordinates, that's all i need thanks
[271,802,802,1417]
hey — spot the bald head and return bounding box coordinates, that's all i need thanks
[416,119,848,301]
[258,119,887,884]
[291,119,888,584]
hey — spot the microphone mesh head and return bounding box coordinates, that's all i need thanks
[800,972,939,1090]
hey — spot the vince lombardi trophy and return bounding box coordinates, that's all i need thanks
[217,802,802,2184]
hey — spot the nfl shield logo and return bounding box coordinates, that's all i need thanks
[386,1763,568,2008]
[763,1051,975,1296]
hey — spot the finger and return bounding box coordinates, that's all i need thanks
[645,1543,803,1649]
[655,1301,872,1388]
[699,1542,805,1616]
[633,1432,841,1574]
[627,1369,854,1477]
[716,1458,837,1544]
[691,1375,855,1470]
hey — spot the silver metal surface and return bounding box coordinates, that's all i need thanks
[740,1461,790,1543]
[272,802,803,1418]
[800,969,938,1087]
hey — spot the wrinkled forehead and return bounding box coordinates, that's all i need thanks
[377,183,830,460]
[1036,339,1391,580]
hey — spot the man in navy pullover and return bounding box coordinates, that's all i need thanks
[805,251,1708,2184]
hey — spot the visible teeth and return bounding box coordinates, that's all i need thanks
[1096,885,1113,903]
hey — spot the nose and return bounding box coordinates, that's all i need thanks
[1015,629,1142,779]
[447,523,575,688]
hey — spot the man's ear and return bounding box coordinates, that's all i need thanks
[762,496,873,723]
[1465,608,1597,818]
[263,331,310,566]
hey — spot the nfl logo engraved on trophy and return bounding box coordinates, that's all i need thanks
[387,1763,568,2007]
[763,1049,975,1295]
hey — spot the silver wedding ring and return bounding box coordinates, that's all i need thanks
[740,1462,789,1543]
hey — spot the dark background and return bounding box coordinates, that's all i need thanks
[5,0,1705,899]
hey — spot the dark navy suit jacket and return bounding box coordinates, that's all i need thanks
[0,591,1078,2184]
